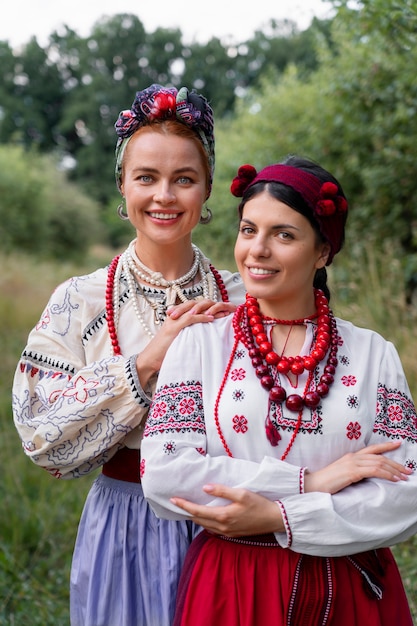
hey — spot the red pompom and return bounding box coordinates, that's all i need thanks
[316,199,336,216]
[336,196,348,213]
[320,181,338,198]
[230,164,257,197]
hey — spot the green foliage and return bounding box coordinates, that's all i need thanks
[0,14,324,206]
[0,146,103,260]
[202,1,417,299]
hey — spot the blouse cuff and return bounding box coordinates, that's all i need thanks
[299,467,307,493]
[274,500,293,548]
[125,354,153,407]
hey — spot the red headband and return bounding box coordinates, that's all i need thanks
[231,164,348,264]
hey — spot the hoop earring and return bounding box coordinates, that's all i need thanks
[199,205,212,225]
[117,200,129,221]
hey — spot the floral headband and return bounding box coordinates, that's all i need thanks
[231,163,348,264]
[114,83,215,195]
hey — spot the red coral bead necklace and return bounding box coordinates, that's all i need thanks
[214,289,339,460]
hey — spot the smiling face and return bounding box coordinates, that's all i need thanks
[234,190,330,318]
[120,125,208,253]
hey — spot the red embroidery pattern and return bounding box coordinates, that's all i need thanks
[163,440,176,454]
[341,375,357,387]
[388,404,405,422]
[374,384,417,443]
[178,397,196,415]
[231,368,246,381]
[36,309,50,331]
[144,381,205,437]
[232,415,248,433]
[49,375,99,404]
[346,421,361,440]
[140,458,145,478]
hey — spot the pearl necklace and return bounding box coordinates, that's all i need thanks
[124,240,214,302]
[105,247,230,355]
[214,289,339,459]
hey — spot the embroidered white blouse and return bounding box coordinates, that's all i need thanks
[141,314,417,557]
[12,262,244,478]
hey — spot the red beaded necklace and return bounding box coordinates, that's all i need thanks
[105,254,230,356]
[214,289,339,460]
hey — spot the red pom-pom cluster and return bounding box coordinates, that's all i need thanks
[316,181,348,216]
[230,164,258,197]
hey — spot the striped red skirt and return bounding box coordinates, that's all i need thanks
[174,531,413,626]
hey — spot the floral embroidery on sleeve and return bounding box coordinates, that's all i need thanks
[374,384,417,443]
[144,381,205,437]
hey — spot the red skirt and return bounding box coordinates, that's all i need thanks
[174,531,413,626]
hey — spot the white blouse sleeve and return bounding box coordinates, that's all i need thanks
[12,276,150,478]
[141,323,305,520]
[276,339,417,556]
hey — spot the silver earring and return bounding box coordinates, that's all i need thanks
[117,200,129,220]
[199,205,212,225]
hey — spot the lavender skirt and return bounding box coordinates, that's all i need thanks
[70,474,200,626]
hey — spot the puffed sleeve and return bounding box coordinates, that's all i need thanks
[141,319,305,520]
[275,337,417,556]
[12,274,151,478]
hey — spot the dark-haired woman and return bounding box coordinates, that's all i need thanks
[12,84,244,626]
[142,156,417,625]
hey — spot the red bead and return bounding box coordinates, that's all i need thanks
[317,331,330,343]
[277,359,290,374]
[285,394,304,412]
[311,348,326,361]
[316,338,329,351]
[304,391,321,408]
[265,351,279,365]
[269,386,287,402]
[324,364,336,375]
[249,316,262,326]
[260,375,274,390]
[259,342,272,355]
[290,361,305,375]
[255,333,268,345]
[246,306,259,317]
[316,382,330,397]
[255,365,269,378]
[321,373,334,385]
[303,356,317,371]
[251,324,264,335]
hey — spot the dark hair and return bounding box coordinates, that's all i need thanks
[237,155,345,301]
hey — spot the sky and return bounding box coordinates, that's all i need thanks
[1,0,332,48]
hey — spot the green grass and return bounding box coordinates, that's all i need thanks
[1,248,416,624]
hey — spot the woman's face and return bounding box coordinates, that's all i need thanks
[234,190,330,316]
[120,128,207,248]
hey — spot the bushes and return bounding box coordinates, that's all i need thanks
[0,146,103,261]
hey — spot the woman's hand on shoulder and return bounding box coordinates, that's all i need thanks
[304,440,412,495]
[135,299,220,386]
[167,299,237,320]
[171,483,284,537]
